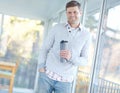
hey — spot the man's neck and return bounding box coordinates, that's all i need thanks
[69,22,80,28]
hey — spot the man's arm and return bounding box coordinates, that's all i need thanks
[38,28,55,71]
[69,34,92,66]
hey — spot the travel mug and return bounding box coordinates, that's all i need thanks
[60,40,68,63]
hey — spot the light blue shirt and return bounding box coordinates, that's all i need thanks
[38,23,91,80]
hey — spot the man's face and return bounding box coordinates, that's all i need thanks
[66,6,82,25]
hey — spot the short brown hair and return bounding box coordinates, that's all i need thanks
[66,0,81,10]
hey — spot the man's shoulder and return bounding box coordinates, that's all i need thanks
[81,26,91,37]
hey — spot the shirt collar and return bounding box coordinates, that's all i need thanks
[64,22,81,31]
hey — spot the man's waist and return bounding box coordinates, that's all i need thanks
[45,68,73,82]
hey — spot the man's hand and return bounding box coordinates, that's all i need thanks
[60,50,71,61]
[39,68,45,72]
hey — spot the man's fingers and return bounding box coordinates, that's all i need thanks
[39,68,45,72]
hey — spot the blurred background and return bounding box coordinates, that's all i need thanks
[0,0,120,93]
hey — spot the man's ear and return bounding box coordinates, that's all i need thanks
[80,10,82,15]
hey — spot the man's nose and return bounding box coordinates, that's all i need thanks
[70,12,75,16]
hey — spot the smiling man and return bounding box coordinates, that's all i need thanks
[38,1,91,93]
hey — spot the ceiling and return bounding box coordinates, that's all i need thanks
[0,0,120,21]
[0,0,68,21]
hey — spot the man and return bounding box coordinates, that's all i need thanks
[38,1,91,93]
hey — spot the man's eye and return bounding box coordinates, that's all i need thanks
[74,11,77,14]
[68,12,71,14]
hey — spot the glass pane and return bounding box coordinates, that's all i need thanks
[0,14,2,32]
[0,15,44,89]
[97,4,120,93]
[60,11,66,23]
[88,0,120,93]
[107,5,120,31]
